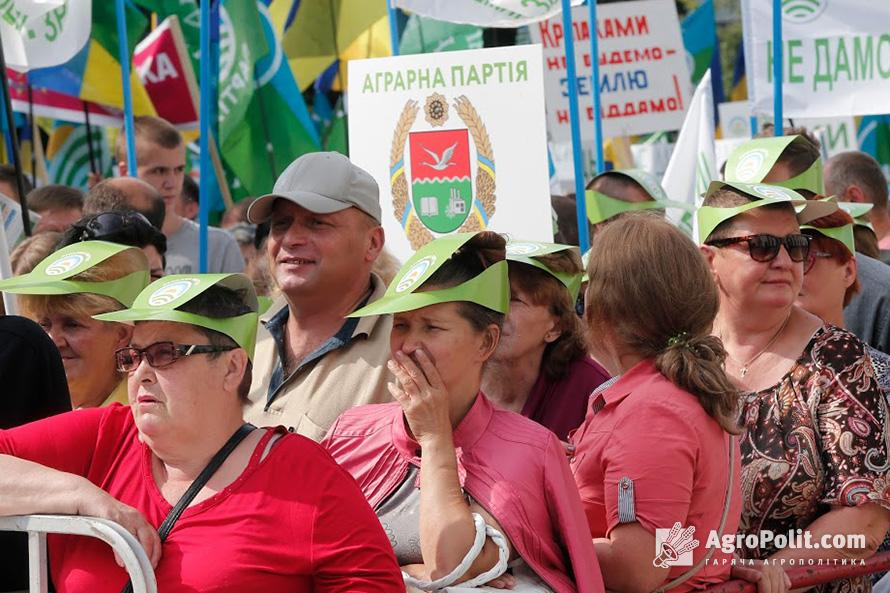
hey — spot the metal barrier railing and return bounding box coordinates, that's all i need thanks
[704,551,890,593]
[0,514,157,593]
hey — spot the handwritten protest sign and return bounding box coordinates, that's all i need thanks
[530,0,690,141]
[349,45,552,259]
[742,0,890,118]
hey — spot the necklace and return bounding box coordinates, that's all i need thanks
[725,313,792,378]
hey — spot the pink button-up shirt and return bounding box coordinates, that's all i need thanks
[322,394,604,593]
[570,360,741,593]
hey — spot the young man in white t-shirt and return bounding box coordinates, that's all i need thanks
[116,116,244,275]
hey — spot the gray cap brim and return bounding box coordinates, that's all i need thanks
[247,190,354,224]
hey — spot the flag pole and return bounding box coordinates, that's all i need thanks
[0,38,32,237]
[199,0,212,273]
[388,0,400,56]
[27,84,35,188]
[587,0,604,175]
[561,0,590,253]
[772,0,782,132]
[82,101,98,177]
[115,0,138,176]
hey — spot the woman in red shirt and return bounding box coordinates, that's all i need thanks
[570,215,746,593]
[0,273,402,593]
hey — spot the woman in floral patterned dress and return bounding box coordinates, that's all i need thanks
[700,184,890,593]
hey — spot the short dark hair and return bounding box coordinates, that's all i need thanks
[181,175,199,205]
[825,151,889,211]
[85,179,165,229]
[115,115,183,163]
[26,184,84,213]
[0,164,33,200]
[755,126,821,178]
[177,285,254,402]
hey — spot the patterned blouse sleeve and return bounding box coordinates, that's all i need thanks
[811,327,890,509]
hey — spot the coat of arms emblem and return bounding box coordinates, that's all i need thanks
[390,92,496,249]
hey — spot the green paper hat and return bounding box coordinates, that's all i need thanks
[505,240,583,300]
[724,136,824,194]
[0,240,149,307]
[350,232,509,318]
[586,170,694,225]
[801,223,856,256]
[697,181,838,244]
[594,169,670,202]
[585,191,695,225]
[836,201,875,232]
[94,274,260,360]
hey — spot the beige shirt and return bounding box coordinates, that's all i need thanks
[243,274,393,441]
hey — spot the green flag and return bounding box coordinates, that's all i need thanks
[399,14,483,54]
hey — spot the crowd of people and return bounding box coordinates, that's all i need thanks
[0,116,889,593]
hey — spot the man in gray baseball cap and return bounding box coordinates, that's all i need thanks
[243,152,393,440]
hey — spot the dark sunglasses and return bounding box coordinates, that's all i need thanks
[706,233,811,264]
[115,341,236,373]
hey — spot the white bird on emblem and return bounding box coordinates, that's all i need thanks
[421,143,458,171]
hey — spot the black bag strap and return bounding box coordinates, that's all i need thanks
[121,423,255,593]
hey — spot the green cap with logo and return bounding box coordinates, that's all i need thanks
[0,240,149,307]
[697,181,838,244]
[505,240,583,300]
[835,201,875,232]
[586,169,694,224]
[94,273,260,360]
[349,232,509,318]
[724,136,824,194]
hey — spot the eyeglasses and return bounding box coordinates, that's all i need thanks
[705,233,811,264]
[115,341,236,372]
[804,250,835,274]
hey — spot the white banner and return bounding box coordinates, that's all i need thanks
[661,70,715,235]
[393,0,583,28]
[530,0,690,142]
[742,0,890,118]
[1,0,92,72]
[348,45,553,260]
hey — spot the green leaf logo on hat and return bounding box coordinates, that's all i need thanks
[505,240,583,300]
[395,256,437,294]
[733,149,770,182]
[506,242,547,256]
[749,184,799,201]
[147,278,202,307]
[45,251,92,276]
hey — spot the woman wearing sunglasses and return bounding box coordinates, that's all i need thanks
[0,241,150,409]
[0,274,403,592]
[794,209,890,398]
[700,182,890,593]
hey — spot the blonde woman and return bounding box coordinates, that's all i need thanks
[0,241,149,408]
